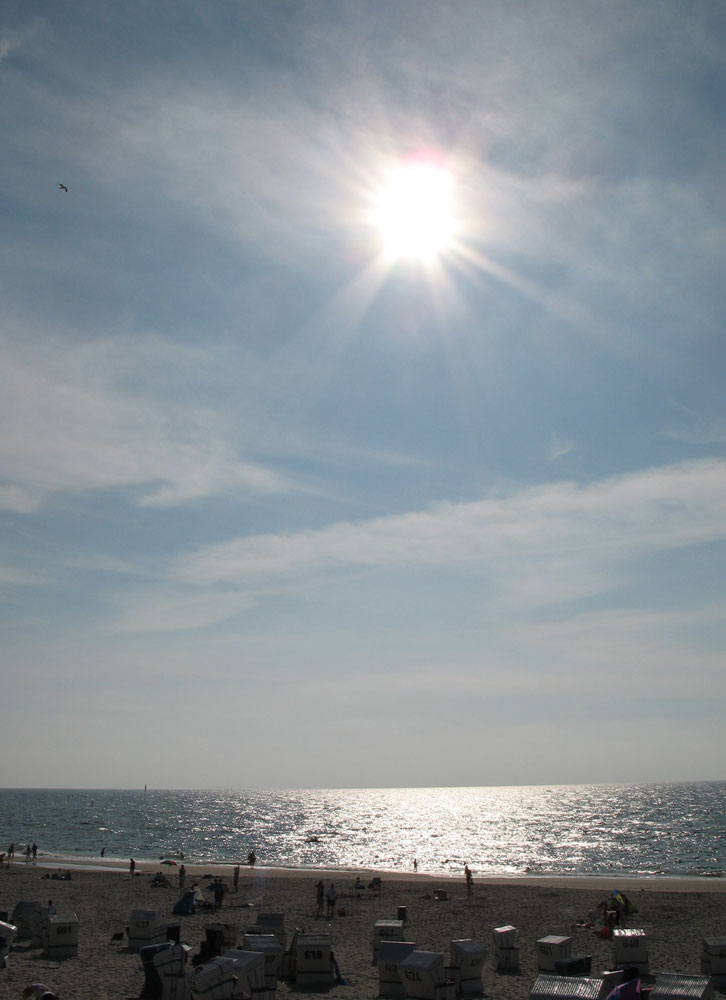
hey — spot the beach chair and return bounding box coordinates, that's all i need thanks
[154,945,191,1000]
[612,929,649,975]
[701,939,726,987]
[398,950,453,1000]
[493,925,520,971]
[154,943,191,979]
[140,942,174,999]
[538,936,572,971]
[241,934,283,986]
[161,978,190,1000]
[555,956,593,977]
[11,901,48,945]
[373,919,406,958]
[530,974,604,1000]
[292,931,334,987]
[223,948,265,995]
[188,955,237,999]
[128,909,168,952]
[378,940,417,997]
[450,939,486,993]
[253,913,285,948]
[0,919,17,968]
[204,924,236,952]
[44,912,79,958]
[649,975,714,1000]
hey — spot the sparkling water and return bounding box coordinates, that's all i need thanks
[1,782,724,878]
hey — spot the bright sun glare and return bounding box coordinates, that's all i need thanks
[373,157,455,261]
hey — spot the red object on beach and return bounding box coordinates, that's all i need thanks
[161,860,177,866]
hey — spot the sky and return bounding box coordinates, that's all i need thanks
[2,0,725,790]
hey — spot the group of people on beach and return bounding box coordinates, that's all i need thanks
[315,880,338,918]
[127,851,256,882]
[1,842,38,867]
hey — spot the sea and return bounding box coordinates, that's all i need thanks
[1,783,724,880]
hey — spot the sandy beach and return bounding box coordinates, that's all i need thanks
[2,860,725,999]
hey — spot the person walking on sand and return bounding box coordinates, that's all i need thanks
[129,858,136,877]
[25,845,31,862]
[233,865,240,892]
[32,843,38,862]
[325,883,337,918]
[413,858,418,872]
[179,864,186,888]
[8,843,14,864]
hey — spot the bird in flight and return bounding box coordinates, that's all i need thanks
[59,183,68,192]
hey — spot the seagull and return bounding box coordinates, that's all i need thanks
[59,183,68,192]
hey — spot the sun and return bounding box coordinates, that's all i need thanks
[372,156,455,261]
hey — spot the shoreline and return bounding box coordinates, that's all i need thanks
[19,853,726,892]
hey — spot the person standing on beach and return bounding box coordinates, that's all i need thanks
[315,880,325,917]
[213,879,226,909]
[325,883,337,918]
[129,858,135,877]
[413,858,417,872]
[32,843,38,862]
[8,843,14,864]
[464,864,473,893]
[179,864,186,888]
[233,865,240,892]
[25,845,31,862]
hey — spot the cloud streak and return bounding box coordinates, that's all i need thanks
[175,458,726,584]
[0,326,290,513]
[103,457,726,634]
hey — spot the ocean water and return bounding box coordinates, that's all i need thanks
[1,783,724,879]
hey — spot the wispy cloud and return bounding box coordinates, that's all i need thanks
[664,421,726,446]
[72,80,362,273]
[174,457,726,585]
[547,434,574,461]
[0,326,290,513]
[0,21,38,66]
[98,458,726,632]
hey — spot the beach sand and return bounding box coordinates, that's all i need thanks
[2,860,725,999]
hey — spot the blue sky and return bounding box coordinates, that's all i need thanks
[2,0,725,789]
